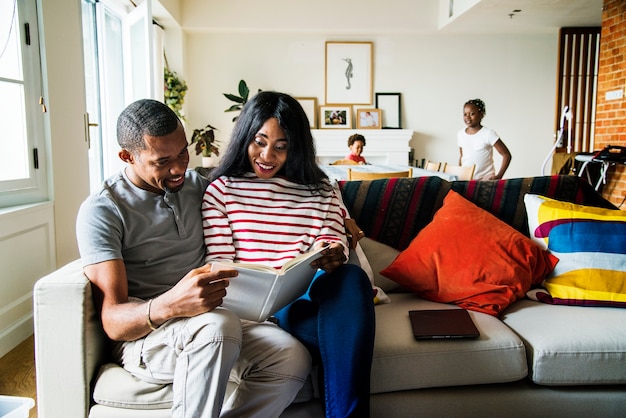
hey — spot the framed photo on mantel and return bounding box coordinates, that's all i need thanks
[320,105,353,129]
[355,108,382,129]
[375,92,402,129]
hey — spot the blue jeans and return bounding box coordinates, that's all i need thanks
[275,264,375,418]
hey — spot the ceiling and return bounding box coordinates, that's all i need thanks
[174,0,604,35]
[440,0,603,34]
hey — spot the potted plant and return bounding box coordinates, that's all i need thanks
[164,66,188,122]
[223,79,261,122]
[190,124,220,167]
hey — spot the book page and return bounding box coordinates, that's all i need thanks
[211,246,324,321]
[211,246,325,275]
[211,263,276,321]
[222,263,278,274]
[280,246,325,274]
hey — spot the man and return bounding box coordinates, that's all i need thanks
[76,99,311,417]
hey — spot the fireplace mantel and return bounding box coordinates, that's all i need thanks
[312,129,413,166]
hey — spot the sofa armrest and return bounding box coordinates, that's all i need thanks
[33,259,108,418]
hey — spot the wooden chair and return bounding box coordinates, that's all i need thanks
[329,159,359,165]
[347,168,413,180]
[441,163,475,180]
[424,160,441,171]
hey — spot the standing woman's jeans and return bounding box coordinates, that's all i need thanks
[274,263,376,418]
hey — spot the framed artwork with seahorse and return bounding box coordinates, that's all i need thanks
[325,41,373,105]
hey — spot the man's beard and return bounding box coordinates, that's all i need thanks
[164,184,183,194]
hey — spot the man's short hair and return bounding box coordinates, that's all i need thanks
[117,99,180,153]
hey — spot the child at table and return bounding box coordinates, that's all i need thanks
[345,133,367,164]
[457,98,511,180]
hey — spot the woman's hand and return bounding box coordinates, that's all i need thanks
[344,218,365,249]
[310,242,347,273]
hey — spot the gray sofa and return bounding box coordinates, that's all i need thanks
[34,175,626,417]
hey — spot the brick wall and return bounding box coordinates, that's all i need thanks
[595,0,626,208]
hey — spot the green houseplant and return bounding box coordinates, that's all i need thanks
[190,124,220,167]
[164,67,188,121]
[223,79,261,122]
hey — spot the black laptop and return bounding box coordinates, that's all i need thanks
[409,309,480,340]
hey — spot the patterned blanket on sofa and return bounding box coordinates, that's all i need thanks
[338,175,616,252]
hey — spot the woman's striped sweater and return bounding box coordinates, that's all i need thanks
[202,173,348,268]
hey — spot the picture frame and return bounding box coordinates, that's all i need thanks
[319,105,353,129]
[295,97,318,129]
[355,108,382,129]
[325,41,373,105]
[375,92,402,129]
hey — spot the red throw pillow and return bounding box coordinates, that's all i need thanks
[380,190,558,316]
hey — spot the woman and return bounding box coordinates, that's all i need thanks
[202,91,375,417]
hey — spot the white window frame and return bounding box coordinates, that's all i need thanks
[0,0,47,208]
[82,0,164,192]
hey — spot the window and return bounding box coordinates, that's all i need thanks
[82,0,164,192]
[555,27,601,154]
[0,0,47,208]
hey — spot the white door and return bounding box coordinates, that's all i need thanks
[82,0,162,192]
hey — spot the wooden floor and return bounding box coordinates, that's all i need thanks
[0,335,37,418]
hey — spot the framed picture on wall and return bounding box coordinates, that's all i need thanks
[295,97,318,128]
[375,92,402,129]
[320,105,353,129]
[325,41,373,105]
[355,108,382,129]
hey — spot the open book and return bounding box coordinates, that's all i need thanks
[211,246,325,322]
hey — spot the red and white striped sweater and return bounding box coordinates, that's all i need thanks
[202,173,348,268]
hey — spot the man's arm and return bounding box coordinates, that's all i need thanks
[85,259,236,342]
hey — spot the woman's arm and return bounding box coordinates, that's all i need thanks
[202,180,236,263]
[311,190,350,273]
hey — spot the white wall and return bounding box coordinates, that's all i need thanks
[182,1,558,178]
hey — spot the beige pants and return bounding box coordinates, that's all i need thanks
[115,307,311,418]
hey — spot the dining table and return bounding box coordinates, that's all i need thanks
[320,164,458,182]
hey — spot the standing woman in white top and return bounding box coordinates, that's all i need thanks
[457,98,512,180]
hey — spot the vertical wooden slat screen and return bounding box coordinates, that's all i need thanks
[555,27,601,154]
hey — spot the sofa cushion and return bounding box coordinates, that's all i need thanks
[92,362,316,411]
[380,191,558,316]
[370,293,528,393]
[93,363,172,410]
[347,242,391,304]
[358,237,401,293]
[501,299,626,385]
[524,194,626,307]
